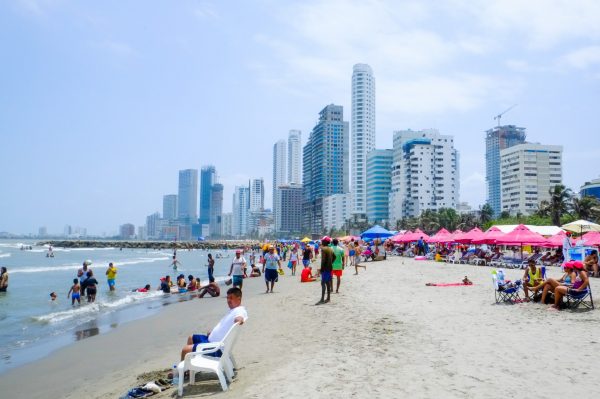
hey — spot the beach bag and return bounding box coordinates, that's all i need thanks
[287,261,293,269]
[278,268,285,276]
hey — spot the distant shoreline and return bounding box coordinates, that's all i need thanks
[37,240,262,250]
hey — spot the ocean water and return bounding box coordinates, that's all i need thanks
[0,239,240,374]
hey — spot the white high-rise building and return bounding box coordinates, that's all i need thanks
[500,143,563,216]
[273,140,287,229]
[232,186,250,237]
[389,129,459,224]
[351,63,376,216]
[249,178,264,212]
[221,212,233,237]
[323,193,352,231]
[288,130,302,184]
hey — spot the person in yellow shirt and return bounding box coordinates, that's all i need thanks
[105,262,117,291]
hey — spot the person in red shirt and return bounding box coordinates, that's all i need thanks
[300,265,316,282]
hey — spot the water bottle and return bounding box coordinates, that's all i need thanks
[172,365,179,385]
[497,270,505,284]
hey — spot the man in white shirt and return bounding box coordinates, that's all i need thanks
[180,287,248,360]
[228,250,247,289]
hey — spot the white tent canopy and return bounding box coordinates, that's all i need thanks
[491,224,563,236]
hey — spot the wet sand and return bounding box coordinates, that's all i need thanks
[0,256,598,398]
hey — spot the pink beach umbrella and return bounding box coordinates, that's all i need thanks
[391,231,408,243]
[454,227,484,244]
[426,228,451,243]
[542,231,575,248]
[583,231,600,246]
[471,226,506,245]
[495,224,547,259]
[437,229,463,244]
[395,229,430,243]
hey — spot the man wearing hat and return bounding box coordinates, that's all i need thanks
[316,236,335,305]
[262,245,282,293]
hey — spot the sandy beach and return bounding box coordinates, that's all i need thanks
[1,256,598,399]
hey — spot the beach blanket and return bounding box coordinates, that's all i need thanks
[425,282,474,287]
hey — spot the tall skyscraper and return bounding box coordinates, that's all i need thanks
[389,129,459,223]
[162,194,178,221]
[366,149,393,224]
[199,166,216,228]
[500,143,562,215]
[485,125,526,217]
[351,63,376,216]
[145,212,161,239]
[288,130,302,184]
[303,104,349,233]
[232,186,250,237]
[177,169,198,240]
[273,140,287,230]
[209,183,224,237]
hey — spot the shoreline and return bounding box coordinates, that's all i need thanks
[36,240,264,250]
[0,256,597,398]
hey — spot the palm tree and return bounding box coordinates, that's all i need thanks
[535,200,550,218]
[572,196,600,221]
[548,184,572,226]
[479,203,494,225]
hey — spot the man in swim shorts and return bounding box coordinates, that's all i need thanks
[105,262,117,291]
[316,236,335,305]
[331,238,345,293]
[67,278,81,305]
[181,287,247,360]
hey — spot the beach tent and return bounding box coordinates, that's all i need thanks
[361,225,394,240]
[426,228,451,243]
[491,224,563,236]
[561,220,600,236]
[454,227,484,244]
[300,237,311,243]
[471,226,505,245]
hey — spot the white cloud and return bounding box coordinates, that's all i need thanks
[193,2,219,20]
[458,0,600,49]
[561,46,600,69]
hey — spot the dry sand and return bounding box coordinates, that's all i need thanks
[1,256,598,399]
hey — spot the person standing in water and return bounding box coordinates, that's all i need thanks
[105,262,117,292]
[0,267,8,292]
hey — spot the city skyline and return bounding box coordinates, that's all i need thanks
[1,1,599,234]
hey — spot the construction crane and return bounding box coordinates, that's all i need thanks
[494,104,517,126]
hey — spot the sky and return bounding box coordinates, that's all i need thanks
[1,0,599,235]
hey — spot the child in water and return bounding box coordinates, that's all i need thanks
[67,278,81,305]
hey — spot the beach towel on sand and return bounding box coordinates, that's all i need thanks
[425,282,474,287]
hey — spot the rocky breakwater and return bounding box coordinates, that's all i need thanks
[37,240,262,250]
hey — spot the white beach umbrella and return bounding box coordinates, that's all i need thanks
[561,219,600,235]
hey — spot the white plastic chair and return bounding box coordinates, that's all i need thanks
[177,322,242,396]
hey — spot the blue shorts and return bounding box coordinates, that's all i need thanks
[349,250,356,256]
[265,268,278,282]
[192,334,222,357]
[72,293,80,300]
[320,271,332,282]
[232,275,244,286]
[302,259,310,266]
[107,279,115,287]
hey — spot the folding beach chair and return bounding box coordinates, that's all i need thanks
[565,286,594,311]
[522,266,546,302]
[492,270,522,304]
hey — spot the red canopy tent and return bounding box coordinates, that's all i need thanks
[437,229,463,244]
[426,228,451,243]
[495,224,547,259]
[471,226,505,245]
[454,227,484,244]
[542,231,575,248]
[393,228,429,243]
[582,231,600,246]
